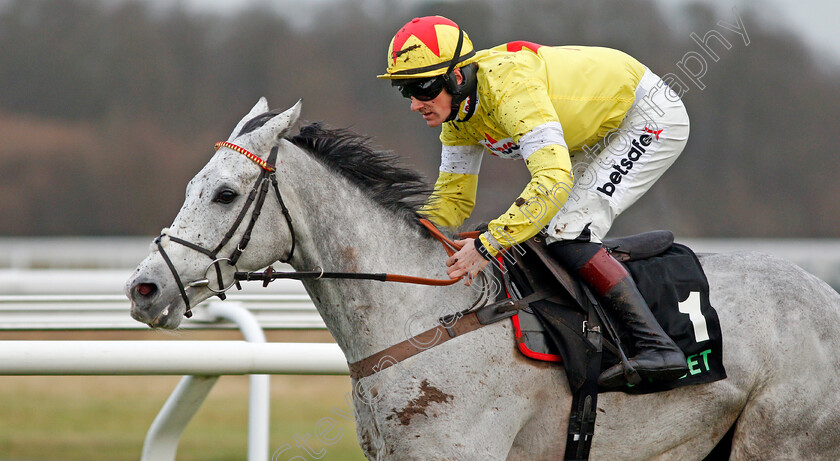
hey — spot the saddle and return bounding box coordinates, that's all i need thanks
[477,230,674,361]
[472,230,727,460]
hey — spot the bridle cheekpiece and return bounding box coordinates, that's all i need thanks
[153,141,295,318]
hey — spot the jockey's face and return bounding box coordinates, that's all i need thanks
[410,89,452,128]
[403,68,463,128]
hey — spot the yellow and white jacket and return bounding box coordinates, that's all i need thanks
[422,42,647,256]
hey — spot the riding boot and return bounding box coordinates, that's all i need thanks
[549,242,688,388]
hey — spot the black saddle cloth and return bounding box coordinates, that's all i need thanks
[499,234,727,395]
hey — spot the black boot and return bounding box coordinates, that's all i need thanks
[550,243,688,388]
[595,276,688,387]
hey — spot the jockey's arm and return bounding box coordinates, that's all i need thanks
[443,141,572,283]
[478,143,573,257]
[420,145,483,229]
[477,70,574,257]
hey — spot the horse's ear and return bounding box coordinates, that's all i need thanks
[265,100,302,140]
[227,97,271,142]
[234,100,302,156]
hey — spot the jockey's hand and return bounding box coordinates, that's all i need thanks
[445,238,490,286]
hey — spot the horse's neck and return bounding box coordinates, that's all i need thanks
[281,146,478,362]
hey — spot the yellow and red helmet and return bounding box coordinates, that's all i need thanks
[378,16,478,80]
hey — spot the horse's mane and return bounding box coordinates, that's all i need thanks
[238,112,431,230]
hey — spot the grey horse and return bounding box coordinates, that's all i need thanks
[126,100,840,460]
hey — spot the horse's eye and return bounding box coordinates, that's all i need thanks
[213,189,238,204]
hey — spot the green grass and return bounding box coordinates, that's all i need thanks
[0,374,367,460]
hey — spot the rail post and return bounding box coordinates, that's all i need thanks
[141,301,270,461]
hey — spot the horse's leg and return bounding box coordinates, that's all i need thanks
[500,340,735,461]
[506,353,743,461]
[577,378,743,461]
[505,369,570,461]
[730,378,840,460]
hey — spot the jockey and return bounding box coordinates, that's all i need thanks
[378,16,690,388]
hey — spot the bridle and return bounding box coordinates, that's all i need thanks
[151,139,504,379]
[154,141,295,318]
[153,141,468,319]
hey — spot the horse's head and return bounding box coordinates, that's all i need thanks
[126,98,301,328]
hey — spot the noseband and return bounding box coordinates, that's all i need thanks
[154,142,295,318]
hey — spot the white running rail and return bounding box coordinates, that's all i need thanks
[0,277,346,461]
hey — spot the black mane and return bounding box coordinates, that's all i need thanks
[237,111,432,229]
[287,123,431,229]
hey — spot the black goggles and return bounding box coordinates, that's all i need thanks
[397,76,446,101]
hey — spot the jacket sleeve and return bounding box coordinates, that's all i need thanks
[420,144,484,229]
[477,64,575,256]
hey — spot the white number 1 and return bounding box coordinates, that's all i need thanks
[678,291,709,343]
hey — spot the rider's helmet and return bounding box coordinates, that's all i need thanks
[378,16,479,121]
[378,16,476,80]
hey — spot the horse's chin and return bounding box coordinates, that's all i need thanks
[152,310,184,330]
[129,296,186,330]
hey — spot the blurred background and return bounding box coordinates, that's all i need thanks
[0,0,838,459]
[0,0,838,239]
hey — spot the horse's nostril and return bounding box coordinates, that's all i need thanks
[136,283,158,298]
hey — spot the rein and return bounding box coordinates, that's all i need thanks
[234,219,469,287]
[155,140,500,380]
[156,142,465,318]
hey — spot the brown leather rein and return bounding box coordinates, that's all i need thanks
[160,138,493,379]
[345,219,493,380]
[163,139,470,317]
[235,218,494,380]
[234,219,475,287]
